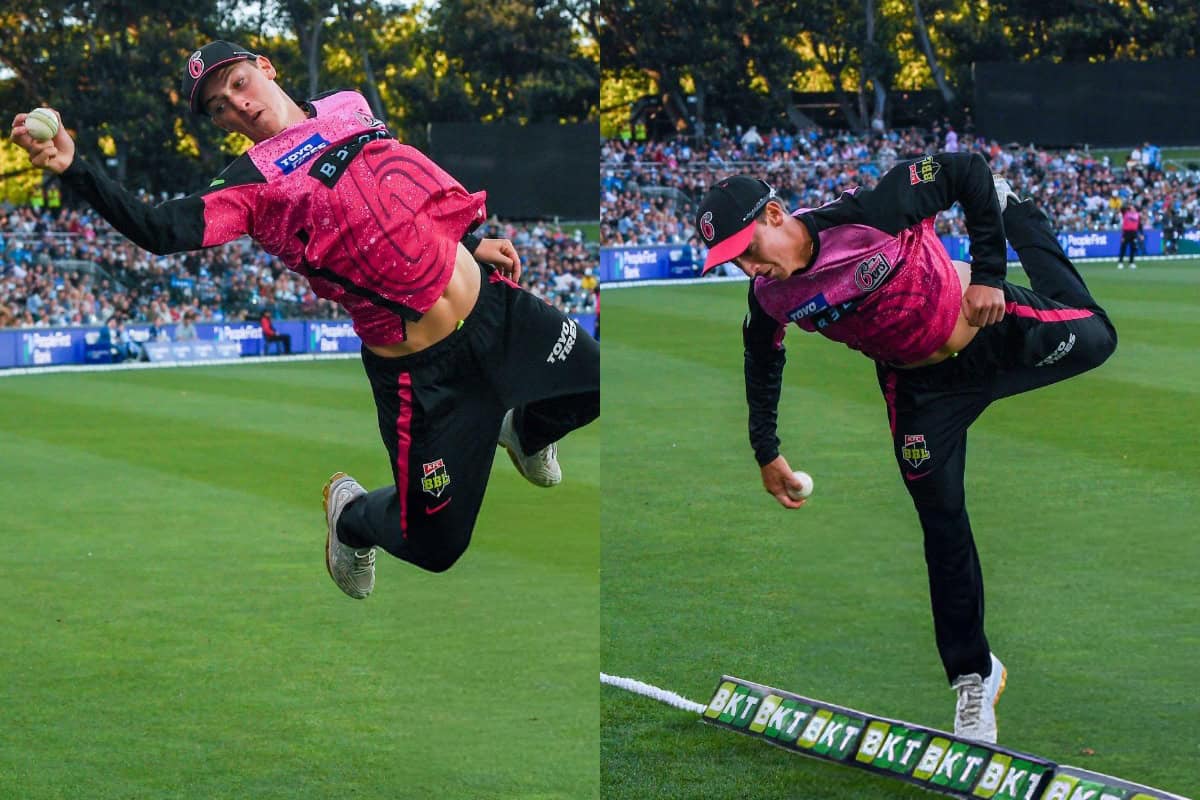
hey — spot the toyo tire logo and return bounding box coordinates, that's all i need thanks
[274,133,331,174]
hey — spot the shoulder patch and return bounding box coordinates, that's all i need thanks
[908,156,941,185]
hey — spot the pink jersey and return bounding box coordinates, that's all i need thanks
[63,90,487,346]
[754,211,961,364]
[1121,209,1141,232]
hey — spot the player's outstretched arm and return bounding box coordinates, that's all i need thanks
[761,454,808,510]
[13,109,252,257]
[10,109,75,175]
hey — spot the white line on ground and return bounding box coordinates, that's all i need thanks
[600,672,708,714]
[0,352,360,379]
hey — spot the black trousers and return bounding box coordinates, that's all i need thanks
[875,200,1117,683]
[264,332,292,354]
[1117,230,1138,263]
[337,264,600,572]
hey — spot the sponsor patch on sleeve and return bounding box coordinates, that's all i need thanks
[908,155,942,185]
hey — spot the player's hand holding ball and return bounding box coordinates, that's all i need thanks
[760,454,811,509]
[9,107,75,175]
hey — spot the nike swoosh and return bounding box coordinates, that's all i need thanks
[424,497,452,515]
[905,471,931,481]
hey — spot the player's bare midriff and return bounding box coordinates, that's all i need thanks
[365,243,481,358]
[898,259,980,368]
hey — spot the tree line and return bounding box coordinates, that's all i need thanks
[1,0,598,195]
[599,0,1200,137]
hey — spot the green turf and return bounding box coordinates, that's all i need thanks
[600,260,1200,799]
[0,360,599,799]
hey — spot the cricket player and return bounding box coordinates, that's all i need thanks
[10,40,599,598]
[695,152,1117,742]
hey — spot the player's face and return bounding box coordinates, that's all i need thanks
[734,203,803,281]
[203,58,287,142]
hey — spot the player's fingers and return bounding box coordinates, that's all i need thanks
[772,490,805,509]
[11,129,32,149]
[30,146,58,168]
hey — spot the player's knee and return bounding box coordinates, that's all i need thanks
[414,535,471,573]
[1081,317,1118,370]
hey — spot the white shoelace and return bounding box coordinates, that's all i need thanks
[535,443,557,466]
[955,680,984,722]
[351,549,375,575]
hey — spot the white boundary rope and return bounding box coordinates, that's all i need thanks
[0,351,359,379]
[600,252,1200,290]
[600,672,707,715]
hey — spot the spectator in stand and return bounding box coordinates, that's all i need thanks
[600,125,1200,250]
[176,309,199,341]
[740,125,763,156]
[259,309,291,355]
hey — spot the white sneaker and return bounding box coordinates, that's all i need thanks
[951,653,1007,743]
[1130,262,1137,270]
[993,175,1019,214]
[323,472,375,599]
[1118,263,1125,269]
[498,409,561,487]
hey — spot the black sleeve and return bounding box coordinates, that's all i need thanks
[744,281,787,467]
[821,152,1007,289]
[461,231,482,254]
[59,156,258,256]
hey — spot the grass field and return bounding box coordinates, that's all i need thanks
[0,360,599,799]
[600,260,1199,798]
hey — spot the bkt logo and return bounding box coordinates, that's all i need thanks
[274,133,331,174]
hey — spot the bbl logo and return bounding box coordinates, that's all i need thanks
[420,458,451,498]
[700,211,715,242]
[908,155,941,185]
[188,51,205,79]
[902,434,930,468]
[854,253,893,292]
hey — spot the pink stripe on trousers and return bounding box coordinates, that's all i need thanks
[1005,302,1093,322]
[395,372,414,538]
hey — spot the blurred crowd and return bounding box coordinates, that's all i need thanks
[0,204,597,330]
[601,123,1200,256]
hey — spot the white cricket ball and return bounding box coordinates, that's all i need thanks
[786,470,814,500]
[25,107,59,142]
